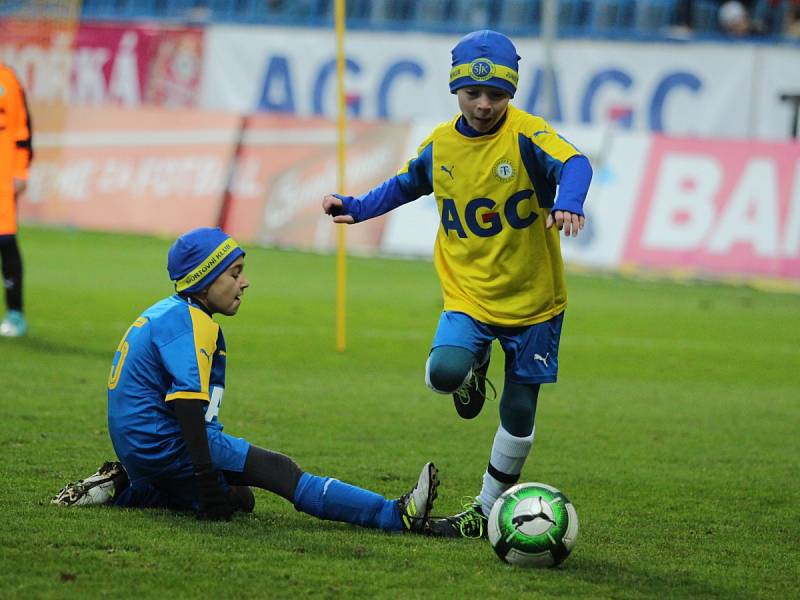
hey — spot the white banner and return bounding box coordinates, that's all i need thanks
[203,26,800,141]
[557,125,651,270]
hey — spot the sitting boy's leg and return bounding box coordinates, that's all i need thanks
[292,461,439,533]
[224,445,302,502]
[234,445,439,533]
[52,461,128,507]
[113,478,181,509]
[52,460,201,511]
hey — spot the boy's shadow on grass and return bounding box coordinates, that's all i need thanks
[3,334,111,361]
[567,556,729,598]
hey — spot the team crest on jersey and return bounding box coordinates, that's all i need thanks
[492,158,515,183]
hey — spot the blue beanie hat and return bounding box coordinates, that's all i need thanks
[449,30,520,98]
[167,227,245,294]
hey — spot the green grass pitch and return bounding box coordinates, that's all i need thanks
[2,226,798,598]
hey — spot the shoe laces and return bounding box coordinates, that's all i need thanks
[455,499,487,539]
[53,481,86,504]
[453,372,497,406]
[480,374,497,401]
[453,385,471,406]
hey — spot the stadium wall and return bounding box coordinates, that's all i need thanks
[2,20,799,140]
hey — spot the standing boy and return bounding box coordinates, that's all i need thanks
[322,30,592,538]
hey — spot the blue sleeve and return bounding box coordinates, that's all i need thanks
[160,331,206,402]
[335,143,433,223]
[553,155,592,216]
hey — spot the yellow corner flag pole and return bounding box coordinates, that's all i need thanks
[334,0,347,352]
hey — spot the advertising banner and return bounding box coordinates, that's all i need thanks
[623,136,800,280]
[555,125,652,271]
[21,104,240,236]
[203,25,800,140]
[0,19,204,107]
[223,115,413,254]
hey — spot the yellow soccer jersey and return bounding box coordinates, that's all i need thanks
[419,104,581,326]
[338,104,589,328]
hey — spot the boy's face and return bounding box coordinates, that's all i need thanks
[456,86,511,133]
[199,256,249,316]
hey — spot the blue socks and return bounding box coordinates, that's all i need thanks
[293,473,402,531]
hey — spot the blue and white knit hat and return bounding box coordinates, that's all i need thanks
[449,30,521,98]
[167,227,245,294]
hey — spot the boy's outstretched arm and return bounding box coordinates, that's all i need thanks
[322,146,434,225]
[322,194,355,224]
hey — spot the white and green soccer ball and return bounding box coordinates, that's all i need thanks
[488,482,579,568]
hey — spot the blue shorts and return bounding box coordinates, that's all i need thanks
[113,425,250,510]
[431,311,565,384]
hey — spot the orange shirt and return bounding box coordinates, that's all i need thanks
[0,63,32,235]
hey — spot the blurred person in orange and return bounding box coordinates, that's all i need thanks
[0,61,32,337]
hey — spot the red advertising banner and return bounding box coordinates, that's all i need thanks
[223,115,412,253]
[0,19,203,107]
[623,136,800,280]
[21,103,240,235]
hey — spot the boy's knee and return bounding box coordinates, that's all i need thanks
[425,347,475,393]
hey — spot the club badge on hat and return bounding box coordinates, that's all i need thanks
[449,30,521,98]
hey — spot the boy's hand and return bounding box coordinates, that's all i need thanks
[546,210,585,237]
[195,469,233,521]
[322,194,355,224]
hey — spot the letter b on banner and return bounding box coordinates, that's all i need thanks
[642,155,719,249]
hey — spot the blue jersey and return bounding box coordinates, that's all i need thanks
[107,294,228,479]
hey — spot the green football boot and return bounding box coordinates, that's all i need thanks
[452,351,496,419]
[427,501,489,539]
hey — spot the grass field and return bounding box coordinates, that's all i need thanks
[2,226,798,599]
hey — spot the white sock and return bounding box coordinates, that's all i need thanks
[476,425,534,515]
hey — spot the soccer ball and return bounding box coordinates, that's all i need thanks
[488,482,579,568]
